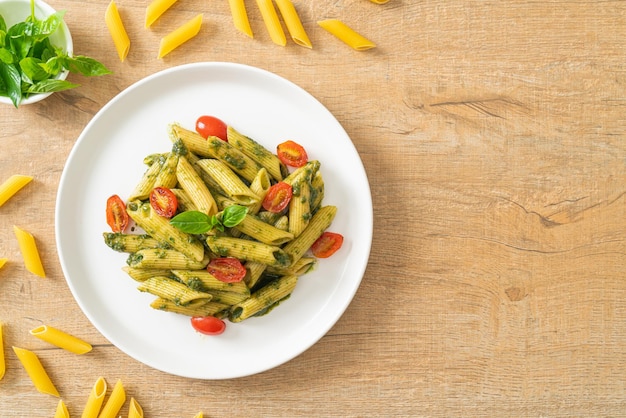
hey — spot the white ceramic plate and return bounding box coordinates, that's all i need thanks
[55,62,373,379]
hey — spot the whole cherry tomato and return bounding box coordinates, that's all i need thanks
[262,182,292,213]
[195,115,228,141]
[207,257,247,283]
[150,187,178,218]
[276,140,308,167]
[311,231,344,258]
[191,316,226,335]
[106,194,129,233]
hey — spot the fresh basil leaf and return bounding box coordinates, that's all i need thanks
[221,205,248,228]
[0,47,13,64]
[170,211,214,234]
[0,15,6,33]
[33,11,65,40]
[0,30,6,47]
[40,55,65,75]
[8,21,35,60]
[27,78,78,93]
[66,55,112,76]
[20,57,49,81]
[0,61,21,107]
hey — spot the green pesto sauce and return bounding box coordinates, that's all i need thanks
[253,295,291,317]
[126,253,143,266]
[223,153,246,170]
[104,233,125,252]
[187,277,203,291]
[171,139,188,156]
[273,251,291,266]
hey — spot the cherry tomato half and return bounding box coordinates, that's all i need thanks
[150,187,178,218]
[262,182,293,213]
[207,257,247,283]
[311,232,344,258]
[276,140,308,167]
[195,115,228,141]
[191,316,226,335]
[106,194,129,233]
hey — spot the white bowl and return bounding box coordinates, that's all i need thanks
[0,0,73,105]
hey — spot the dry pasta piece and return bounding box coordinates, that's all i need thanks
[82,376,107,418]
[255,0,286,46]
[98,379,126,418]
[274,0,311,48]
[369,0,389,3]
[128,397,144,418]
[0,174,32,207]
[317,19,376,51]
[193,413,204,418]
[29,325,92,354]
[145,0,178,28]
[0,258,6,269]
[54,400,70,418]
[105,1,131,61]
[12,346,60,397]
[228,0,253,38]
[0,323,5,381]
[158,14,203,59]
[13,225,45,277]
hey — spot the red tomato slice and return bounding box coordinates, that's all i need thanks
[195,115,228,141]
[150,187,178,218]
[276,140,308,167]
[262,182,293,213]
[190,316,226,335]
[207,257,247,283]
[311,232,344,258]
[106,194,129,233]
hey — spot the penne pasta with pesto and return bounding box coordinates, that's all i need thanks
[102,116,344,335]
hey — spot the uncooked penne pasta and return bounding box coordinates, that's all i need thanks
[255,0,286,46]
[54,400,70,418]
[98,379,126,418]
[317,19,376,51]
[193,412,204,418]
[0,174,32,207]
[0,323,5,380]
[274,0,312,48]
[12,346,59,397]
[369,0,390,3]
[0,258,6,269]
[145,0,178,28]
[228,0,253,38]
[128,397,144,418]
[13,225,45,277]
[158,13,203,58]
[30,325,92,354]
[82,376,107,418]
[105,1,131,61]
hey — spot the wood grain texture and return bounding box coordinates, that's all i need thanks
[1,0,626,416]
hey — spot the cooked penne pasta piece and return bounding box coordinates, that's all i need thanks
[274,0,312,48]
[266,256,316,276]
[12,346,59,397]
[227,127,287,181]
[145,0,178,27]
[169,123,262,182]
[0,174,32,207]
[282,205,337,265]
[122,266,171,282]
[172,270,250,295]
[176,156,218,216]
[127,249,209,270]
[54,399,69,418]
[0,323,5,380]
[171,188,198,212]
[151,297,229,317]
[30,325,92,354]
[206,236,291,268]
[243,261,266,289]
[153,152,179,189]
[0,258,6,269]
[138,276,212,304]
[13,225,45,277]
[98,379,126,418]
[105,1,131,61]
[255,0,287,46]
[228,0,253,38]
[229,274,298,322]
[248,168,272,214]
[288,178,311,237]
[282,160,320,186]
[195,159,260,206]
[310,170,324,212]
[208,289,250,305]
[317,19,376,51]
[128,397,144,418]
[158,14,203,58]
[103,232,165,253]
[126,200,205,262]
[129,158,162,201]
[233,214,294,245]
[82,376,107,418]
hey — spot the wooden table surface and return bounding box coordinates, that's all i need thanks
[2,0,626,416]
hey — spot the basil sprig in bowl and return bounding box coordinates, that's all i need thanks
[0,0,110,107]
